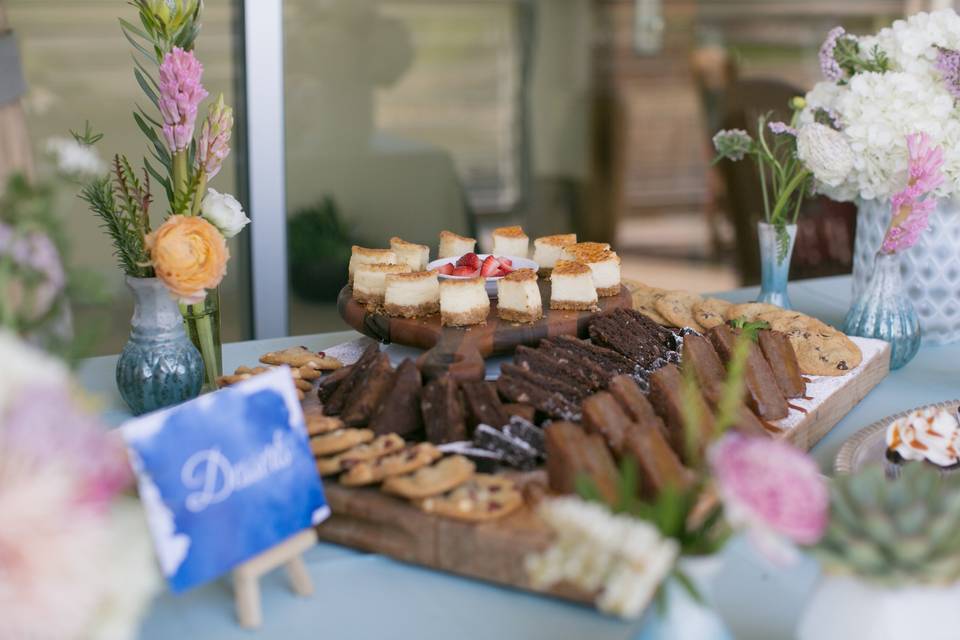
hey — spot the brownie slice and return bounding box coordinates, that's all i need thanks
[708,325,789,421]
[545,421,619,506]
[502,402,537,423]
[316,364,353,403]
[607,374,660,425]
[496,373,581,421]
[421,375,467,444]
[500,363,588,401]
[461,380,509,431]
[548,335,639,377]
[589,308,675,368]
[621,423,694,499]
[369,359,423,438]
[582,391,635,455]
[758,329,806,399]
[730,405,772,438]
[514,345,603,395]
[340,353,396,426]
[681,334,727,405]
[537,341,615,387]
[323,343,379,415]
[647,364,716,462]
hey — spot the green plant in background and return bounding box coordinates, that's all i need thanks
[813,464,960,586]
[288,196,355,302]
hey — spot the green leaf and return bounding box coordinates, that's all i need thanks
[671,568,704,605]
[574,473,604,505]
[144,157,174,204]
[134,68,159,107]
[120,22,158,63]
[118,16,150,40]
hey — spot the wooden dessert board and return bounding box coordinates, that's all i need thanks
[337,282,632,380]
[312,335,891,604]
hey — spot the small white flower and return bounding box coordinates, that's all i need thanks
[200,189,250,239]
[797,123,855,188]
[44,137,105,177]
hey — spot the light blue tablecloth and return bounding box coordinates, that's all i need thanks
[77,276,960,640]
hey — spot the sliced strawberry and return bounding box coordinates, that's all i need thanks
[436,263,455,275]
[480,255,502,278]
[499,257,513,267]
[457,252,480,269]
[452,266,478,277]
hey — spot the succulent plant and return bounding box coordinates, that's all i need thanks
[813,463,960,586]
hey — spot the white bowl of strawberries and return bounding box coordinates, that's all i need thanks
[428,253,539,297]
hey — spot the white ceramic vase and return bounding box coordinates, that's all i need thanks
[797,575,960,640]
[853,197,960,344]
[639,555,733,640]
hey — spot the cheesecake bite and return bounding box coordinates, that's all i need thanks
[353,263,411,305]
[560,241,611,262]
[349,246,398,284]
[440,277,490,326]
[497,268,543,323]
[390,236,430,271]
[491,225,529,259]
[384,271,440,318]
[533,234,577,272]
[438,230,477,259]
[562,244,621,297]
[549,260,598,311]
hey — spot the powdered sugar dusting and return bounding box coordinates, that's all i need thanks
[772,336,888,432]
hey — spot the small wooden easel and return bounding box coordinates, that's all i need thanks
[232,528,317,628]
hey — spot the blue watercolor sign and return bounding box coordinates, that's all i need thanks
[122,367,328,593]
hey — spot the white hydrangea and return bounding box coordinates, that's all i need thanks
[801,9,960,202]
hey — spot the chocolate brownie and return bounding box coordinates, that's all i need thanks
[758,329,806,399]
[460,380,509,431]
[421,375,467,444]
[513,345,604,394]
[545,421,619,506]
[621,422,694,499]
[496,372,581,421]
[323,343,379,415]
[369,359,423,438]
[316,364,354,403]
[607,375,660,425]
[502,402,537,423]
[588,308,675,368]
[647,364,716,463]
[708,325,788,421]
[500,362,589,401]
[548,335,640,377]
[582,391,635,455]
[536,341,614,387]
[340,353,396,426]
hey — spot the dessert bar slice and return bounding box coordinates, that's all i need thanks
[421,375,467,444]
[582,391,635,455]
[757,329,806,399]
[461,380,509,431]
[495,372,582,421]
[708,325,789,421]
[545,421,619,506]
[513,345,604,394]
[607,374,660,425]
[369,359,424,438]
[502,402,537,423]
[588,308,674,369]
[621,423,694,499]
[647,364,716,462]
[316,364,354,403]
[537,341,615,387]
[473,424,540,470]
[550,335,639,377]
[323,343,379,415]
[500,362,589,401]
[340,353,396,426]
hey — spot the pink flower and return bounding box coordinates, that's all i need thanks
[196,94,234,179]
[881,133,944,254]
[768,121,797,136]
[819,26,846,82]
[709,434,829,563]
[158,47,208,153]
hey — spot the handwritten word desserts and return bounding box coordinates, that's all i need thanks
[440,277,490,326]
[533,234,577,273]
[492,225,529,258]
[497,268,543,323]
[563,243,621,297]
[886,407,960,471]
[348,246,397,283]
[438,230,477,259]
[384,271,440,318]
[390,237,430,271]
[352,263,411,305]
[550,260,598,311]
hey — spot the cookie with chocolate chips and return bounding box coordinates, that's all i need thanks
[414,474,523,522]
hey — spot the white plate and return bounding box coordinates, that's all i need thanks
[834,400,960,474]
[427,254,539,297]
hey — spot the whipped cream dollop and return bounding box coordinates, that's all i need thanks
[886,407,960,468]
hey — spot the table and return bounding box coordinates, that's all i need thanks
[78,276,960,640]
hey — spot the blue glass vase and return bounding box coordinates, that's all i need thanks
[116,276,204,415]
[756,222,797,309]
[843,251,921,370]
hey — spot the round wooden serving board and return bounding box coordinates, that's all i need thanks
[337,282,632,381]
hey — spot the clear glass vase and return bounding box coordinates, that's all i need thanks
[757,222,797,310]
[843,251,921,370]
[180,287,223,390]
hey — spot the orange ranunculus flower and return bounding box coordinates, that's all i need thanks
[147,214,229,304]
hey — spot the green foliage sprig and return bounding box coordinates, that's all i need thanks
[833,37,891,78]
[121,0,203,63]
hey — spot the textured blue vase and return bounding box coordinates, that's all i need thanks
[843,251,921,370]
[756,222,797,309]
[116,276,204,415]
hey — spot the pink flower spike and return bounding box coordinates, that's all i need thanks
[906,132,945,195]
[709,434,829,563]
[158,47,208,154]
[882,191,936,254]
[196,94,234,179]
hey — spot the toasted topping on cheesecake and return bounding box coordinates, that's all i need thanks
[551,260,592,277]
[493,225,528,239]
[492,226,529,259]
[438,230,477,259]
[533,234,578,270]
[503,268,537,282]
[348,246,399,283]
[550,260,598,311]
[559,246,620,297]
